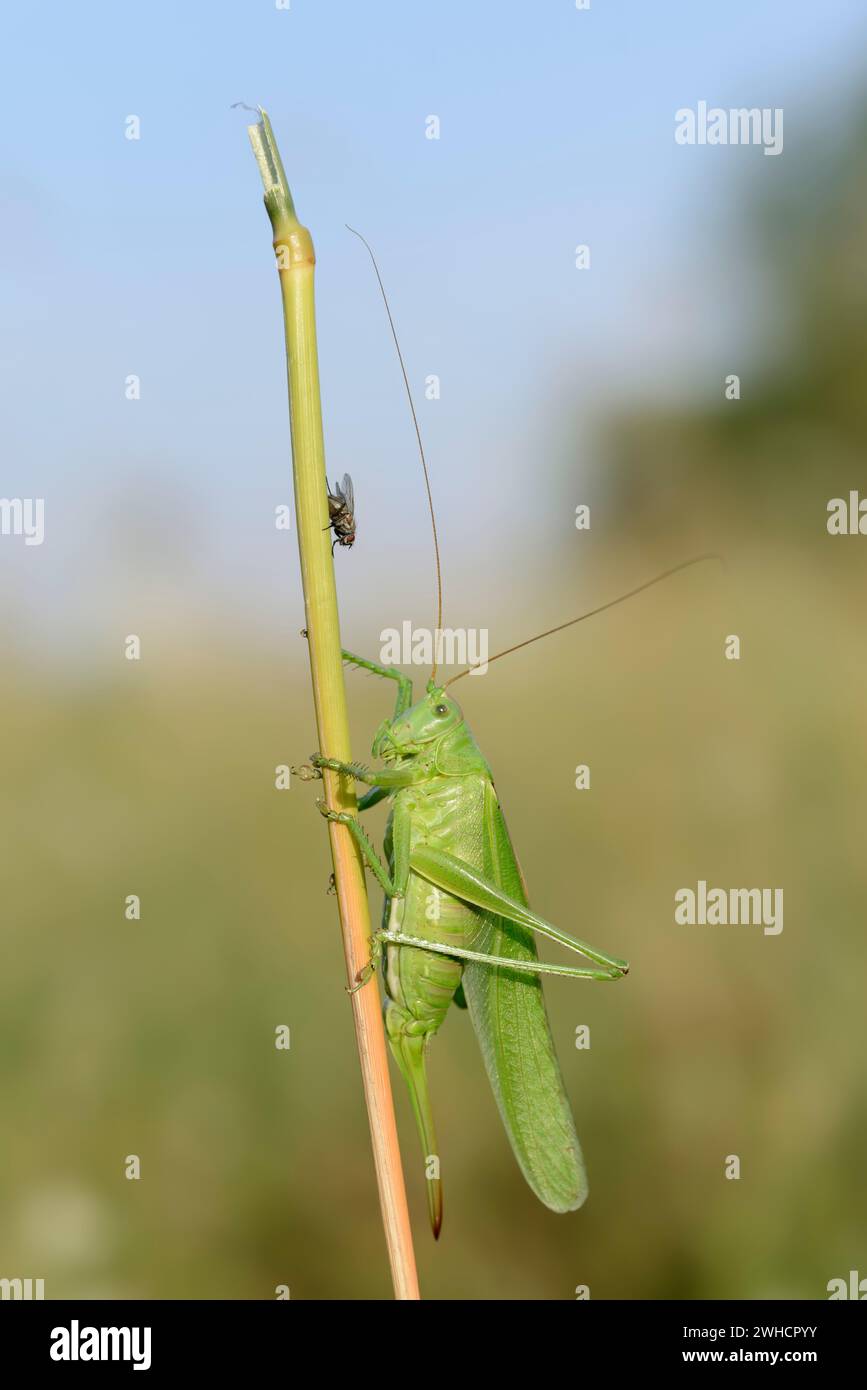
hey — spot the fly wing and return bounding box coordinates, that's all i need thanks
[460,780,588,1212]
[339,473,354,513]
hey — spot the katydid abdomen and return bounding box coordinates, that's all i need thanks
[370,758,599,1237]
[383,776,484,1028]
[382,774,485,1237]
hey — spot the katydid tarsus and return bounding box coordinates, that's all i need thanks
[300,232,717,1238]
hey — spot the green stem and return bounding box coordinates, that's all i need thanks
[246,109,420,1301]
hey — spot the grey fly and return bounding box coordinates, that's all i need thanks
[326,474,356,552]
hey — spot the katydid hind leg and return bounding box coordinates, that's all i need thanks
[379,930,622,981]
[409,845,628,975]
[385,1009,443,1239]
[439,783,595,1215]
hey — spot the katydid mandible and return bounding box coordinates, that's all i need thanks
[301,233,716,1238]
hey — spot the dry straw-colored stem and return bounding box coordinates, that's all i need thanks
[246,110,420,1301]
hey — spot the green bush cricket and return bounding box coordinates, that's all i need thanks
[299,232,715,1239]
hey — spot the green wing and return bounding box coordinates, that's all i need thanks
[460,781,588,1213]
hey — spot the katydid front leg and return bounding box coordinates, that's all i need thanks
[340,649,413,718]
[328,651,414,809]
[302,751,428,814]
[309,753,433,791]
[340,649,416,786]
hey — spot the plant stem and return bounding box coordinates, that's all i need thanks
[246,110,420,1301]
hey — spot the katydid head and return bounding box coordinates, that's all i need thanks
[372,687,464,763]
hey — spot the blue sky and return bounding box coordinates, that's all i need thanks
[3,1,867,657]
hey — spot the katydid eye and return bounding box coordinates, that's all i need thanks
[434,704,448,716]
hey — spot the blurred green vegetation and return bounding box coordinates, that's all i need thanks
[605,112,867,539]
[2,545,865,1299]
[3,113,867,1302]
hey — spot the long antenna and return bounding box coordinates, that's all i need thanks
[347,226,444,682]
[444,554,723,687]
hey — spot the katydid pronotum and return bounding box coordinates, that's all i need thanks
[298,231,717,1238]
